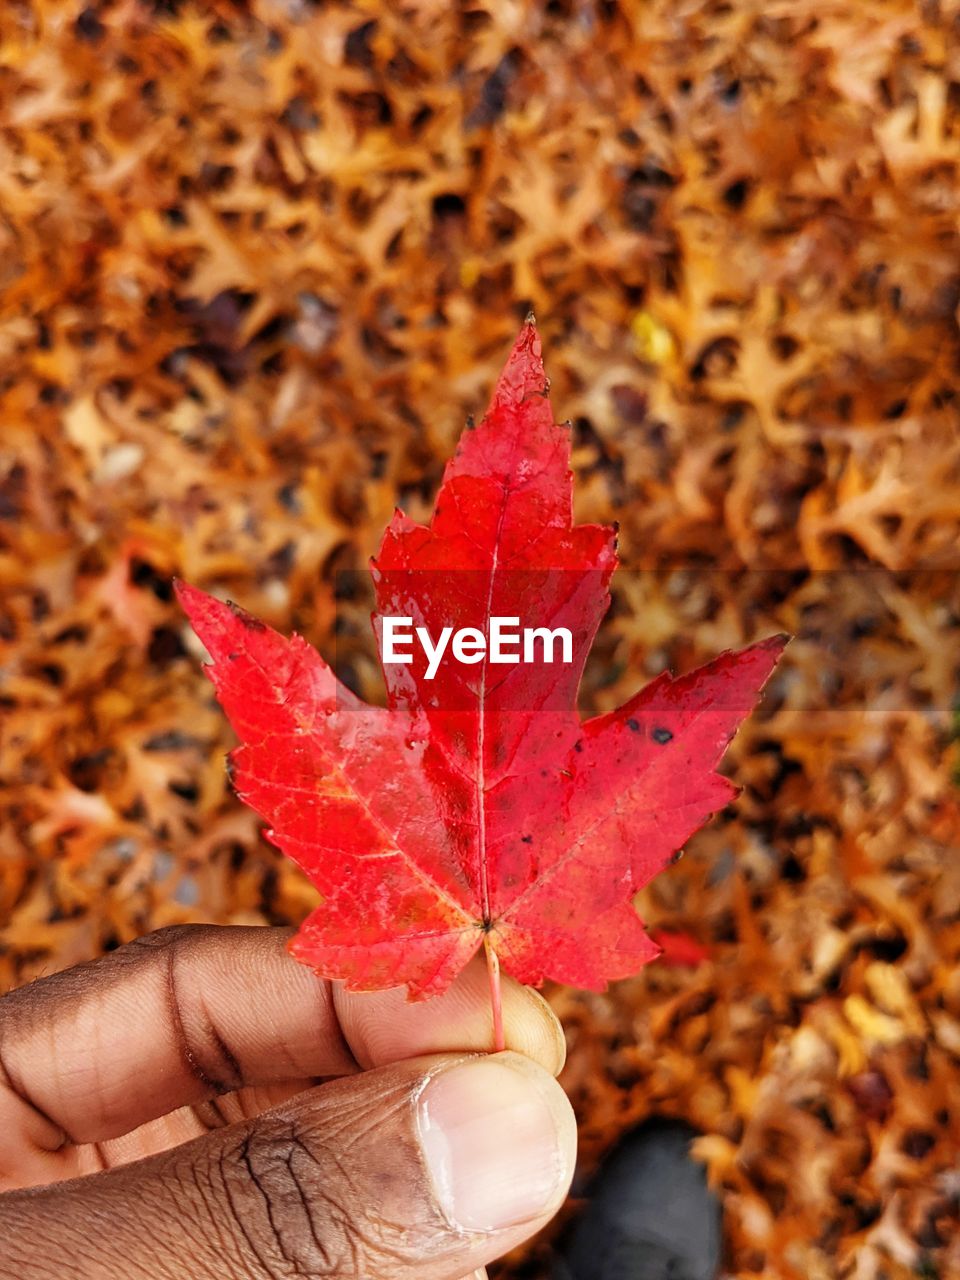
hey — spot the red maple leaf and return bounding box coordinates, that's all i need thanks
[177,321,785,1029]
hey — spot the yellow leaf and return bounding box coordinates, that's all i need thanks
[630,310,675,365]
[843,994,905,1047]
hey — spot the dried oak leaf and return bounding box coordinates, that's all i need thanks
[177,322,785,999]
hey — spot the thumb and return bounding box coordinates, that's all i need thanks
[0,1052,576,1280]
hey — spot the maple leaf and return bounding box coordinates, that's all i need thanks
[176,321,785,1015]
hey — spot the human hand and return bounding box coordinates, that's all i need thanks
[0,925,576,1279]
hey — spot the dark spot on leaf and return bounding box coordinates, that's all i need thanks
[521,834,533,844]
[227,600,266,631]
[574,739,583,752]
[652,726,673,744]
[227,651,239,662]
[626,717,640,732]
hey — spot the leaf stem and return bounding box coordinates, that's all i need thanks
[483,934,505,1053]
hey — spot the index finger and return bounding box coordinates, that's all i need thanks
[0,924,565,1149]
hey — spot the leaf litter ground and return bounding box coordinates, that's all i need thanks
[1,2,959,1277]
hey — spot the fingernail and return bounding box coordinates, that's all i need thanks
[417,1054,567,1232]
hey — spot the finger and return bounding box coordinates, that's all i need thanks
[0,924,565,1148]
[0,1052,576,1280]
[334,953,564,1072]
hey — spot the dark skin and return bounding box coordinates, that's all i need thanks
[0,924,576,1280]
